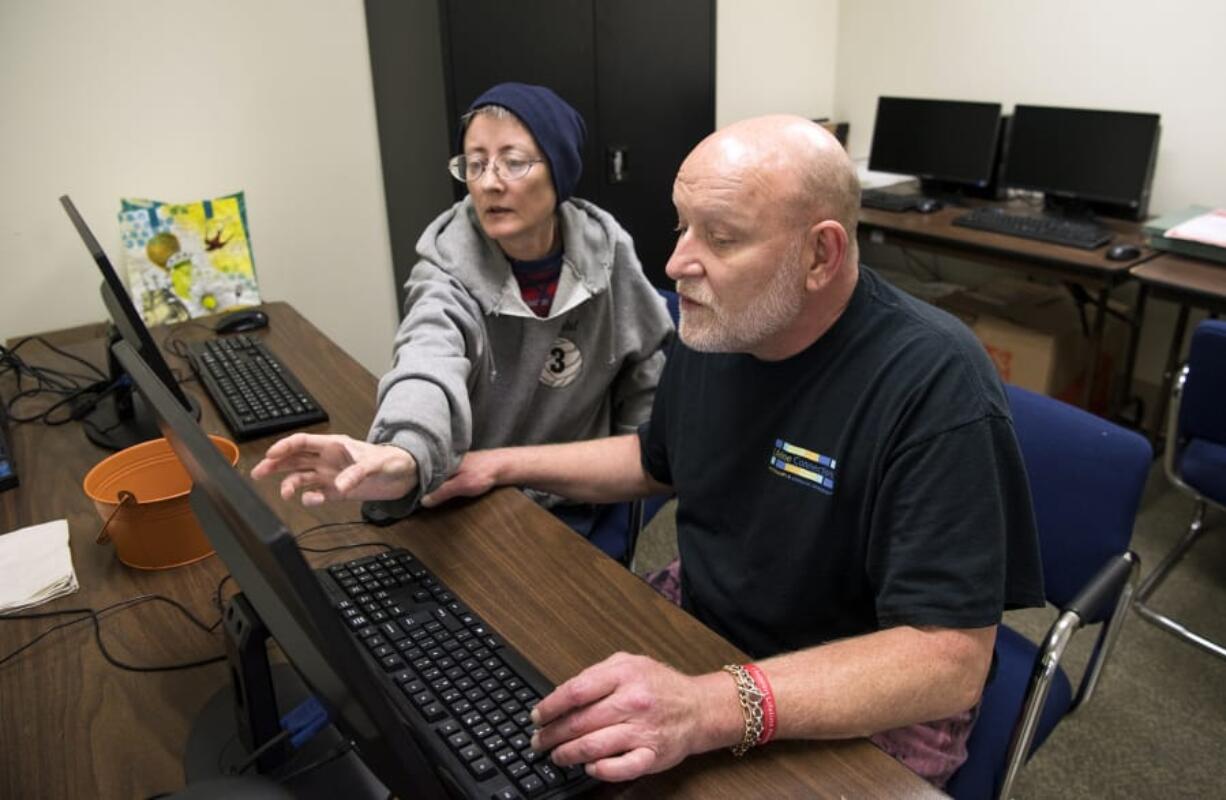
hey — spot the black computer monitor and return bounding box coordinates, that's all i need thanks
[112,338,446,799]
[1001,105,1161,220]
[867,96,1004,196]
[60,194,201,450]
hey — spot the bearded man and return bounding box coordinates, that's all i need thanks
[419,114,1044,790]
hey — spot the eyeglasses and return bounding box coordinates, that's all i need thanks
[448,154,544,183]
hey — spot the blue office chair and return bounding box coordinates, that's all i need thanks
[586,288,680,566]
[947,385,1149,800]
[1134,318,1226,660]
[587,494,672,566]
[657,287,680,327]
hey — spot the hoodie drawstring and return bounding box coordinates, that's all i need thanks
[605,257,619,367]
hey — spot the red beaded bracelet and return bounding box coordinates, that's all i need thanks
[743,663,777,745]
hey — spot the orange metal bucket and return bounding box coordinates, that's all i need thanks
[82,435,239,570]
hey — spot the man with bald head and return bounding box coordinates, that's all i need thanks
[423,115,1043,788]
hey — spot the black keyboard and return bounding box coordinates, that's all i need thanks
[860,188,924,212]
[320,549,594,799]
[952,207,1112,249]
[0,401,16,492]
[186,335,328,440]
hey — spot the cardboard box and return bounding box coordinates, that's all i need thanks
[937,278,1122,406]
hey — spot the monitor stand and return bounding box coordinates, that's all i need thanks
[917,178,994,204]
[183,594,388,798]
[82,328,201,451]
[1041,194,1101,223]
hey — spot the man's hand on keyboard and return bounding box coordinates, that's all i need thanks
[250,433,418,507]
[528,652,742,782]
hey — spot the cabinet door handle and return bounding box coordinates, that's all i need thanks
[607,146,629,184]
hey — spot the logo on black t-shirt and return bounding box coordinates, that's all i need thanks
[768,439,836,494]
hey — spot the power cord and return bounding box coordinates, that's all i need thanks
[0,332,202,429]
[143,738,358,800]
[229,694,331,776]
[293,519,371,544]
[269,740,355,785]
[1,335,107,386]
[232,729,294,775]
[0,336,114,426]
[162,326,214,385]
[0,593,225,672]
[3,520,382,670]
[208,519,379,624]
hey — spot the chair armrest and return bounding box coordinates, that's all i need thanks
[1063,552,1137,626]
[1162,364,1191,493]
[623,499,645,567]
[999,551,1139,798]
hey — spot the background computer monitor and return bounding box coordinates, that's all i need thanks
[1001,105,1161,220]
[112,338,446,799]
[867,96,1004,195]
[60,194,200,450]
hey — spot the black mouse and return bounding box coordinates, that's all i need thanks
[214,309,269,334]
[1105,243,1142,261]
[916,198,944,214]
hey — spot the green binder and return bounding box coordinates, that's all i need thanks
[1143,205,1226,265]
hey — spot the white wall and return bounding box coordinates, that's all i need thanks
[0,0,398,375]
[833,0,1226,213]
[833,0,1226,390]
[716,0,840,126]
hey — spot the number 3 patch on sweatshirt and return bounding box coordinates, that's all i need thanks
[539,337,582,388]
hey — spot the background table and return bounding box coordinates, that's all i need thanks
[1129,253,1226,445]
[858,198,1151,416]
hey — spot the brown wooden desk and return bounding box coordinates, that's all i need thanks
[0,302,939,799]
[1129,253,1226,443]
[858,199,1151,414]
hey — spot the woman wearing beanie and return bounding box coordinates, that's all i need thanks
[253,83,673,552]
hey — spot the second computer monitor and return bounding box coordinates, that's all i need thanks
[60,194,201,450]
[867,96,1003,194]
[1002,104,1160,220]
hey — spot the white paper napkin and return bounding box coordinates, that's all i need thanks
[0,519,80,613]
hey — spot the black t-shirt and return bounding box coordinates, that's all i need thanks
[638,267,1044,659]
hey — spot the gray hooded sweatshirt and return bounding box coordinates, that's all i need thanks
[367,196,674,516]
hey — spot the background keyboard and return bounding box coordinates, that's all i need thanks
[321,549,595,799]
[952,207,1112,249]
[860,188,924,212]
[186,335,328,440]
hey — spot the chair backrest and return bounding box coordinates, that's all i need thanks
[1179,319,1226,445]
[1005,385,1151,616]
[656,287,680,325]
[590,288,678,564]
[950,387,1150,798]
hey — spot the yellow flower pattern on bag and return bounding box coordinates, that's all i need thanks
[118,192,261,325]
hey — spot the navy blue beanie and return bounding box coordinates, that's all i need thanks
[463,82,587,204]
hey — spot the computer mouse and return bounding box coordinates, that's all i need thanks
[1106,243,1142,262]
[215,309,269,334]
[916,198,944,214]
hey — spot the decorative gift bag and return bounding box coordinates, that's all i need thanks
[118,192,261,325]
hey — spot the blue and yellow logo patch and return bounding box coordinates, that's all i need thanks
[768,439,836,494]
